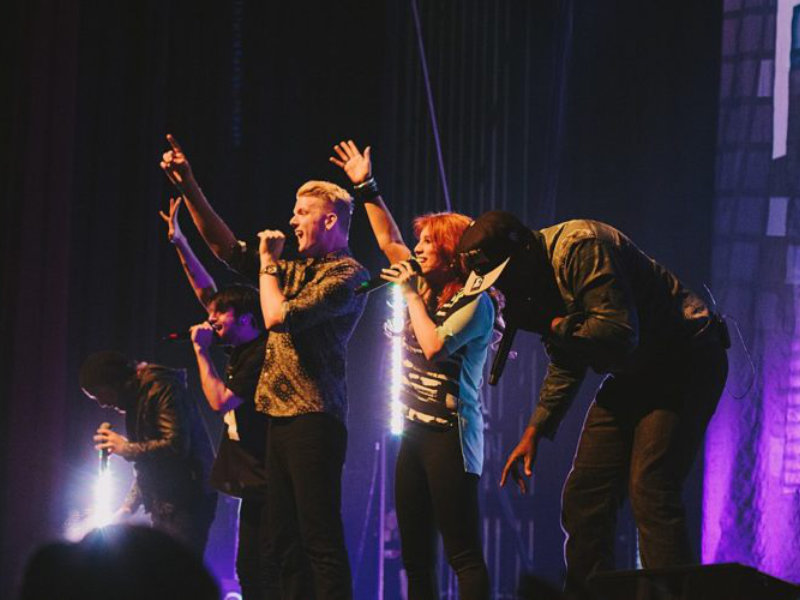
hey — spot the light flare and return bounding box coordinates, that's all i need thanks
[92,464,115,528]
[388,285,406,435]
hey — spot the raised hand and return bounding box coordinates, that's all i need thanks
[258,229,286,263]
[158,197,186,244]
[160,133,194,188]
[329,140,372,184]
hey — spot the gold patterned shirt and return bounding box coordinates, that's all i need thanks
[227,242,369,421]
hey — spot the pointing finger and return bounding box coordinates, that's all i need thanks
[500,459,512,487]
[166,133,184,154]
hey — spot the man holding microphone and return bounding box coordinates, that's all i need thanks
[160,134,368,600]
[160,195,276,598]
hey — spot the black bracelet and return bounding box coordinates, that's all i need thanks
[353,177,380,203]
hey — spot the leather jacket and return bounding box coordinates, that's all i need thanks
[522,220,718,438]
[122,365,214,513]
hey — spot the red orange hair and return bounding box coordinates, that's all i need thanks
[412,212,472,308]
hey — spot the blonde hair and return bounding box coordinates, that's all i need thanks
[296,180,354,233]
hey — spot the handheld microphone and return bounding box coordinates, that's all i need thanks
[356,258,422,295]
[489,322,517,386]
[99,422,112,472]
[161,329,221,343]
[162,331,191,342]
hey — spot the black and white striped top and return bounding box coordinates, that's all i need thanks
[400,288,494,474]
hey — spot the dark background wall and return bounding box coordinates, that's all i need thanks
[0,0,722,596]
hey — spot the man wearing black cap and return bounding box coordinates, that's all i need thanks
[456,212,729,589]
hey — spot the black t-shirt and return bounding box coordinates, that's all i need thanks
[209,334,269,498]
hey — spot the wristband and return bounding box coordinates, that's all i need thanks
[353,177,380,203]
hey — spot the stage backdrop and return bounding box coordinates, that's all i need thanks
[705,0,800,584]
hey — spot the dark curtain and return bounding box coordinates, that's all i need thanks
[1,0,80,591]
[1,0,386,592]
[558,1,722,285]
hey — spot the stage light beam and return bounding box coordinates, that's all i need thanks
[388,285,405,435]
[92,457,115,529]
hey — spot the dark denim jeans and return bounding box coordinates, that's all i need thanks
[266,413,351,600]
[561,338,728,589]
[395,421,489,600]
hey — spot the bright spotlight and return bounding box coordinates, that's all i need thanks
[63,454,118,542]
[388,285,406,435]
[92,465,115,528]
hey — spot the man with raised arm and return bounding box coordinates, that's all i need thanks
[160,197,276,599]
[161,135,368,600]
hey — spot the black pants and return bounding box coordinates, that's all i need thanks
[150,493,217,557]
[561,339,728,589]
[266,413,351,600]
[237,497,280,600]
[395,420,489,600]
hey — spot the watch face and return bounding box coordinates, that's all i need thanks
[261,264,280,275]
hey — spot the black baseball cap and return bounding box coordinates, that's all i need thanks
[456,210,532,295]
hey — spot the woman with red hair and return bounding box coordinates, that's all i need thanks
[331,141,494,600]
